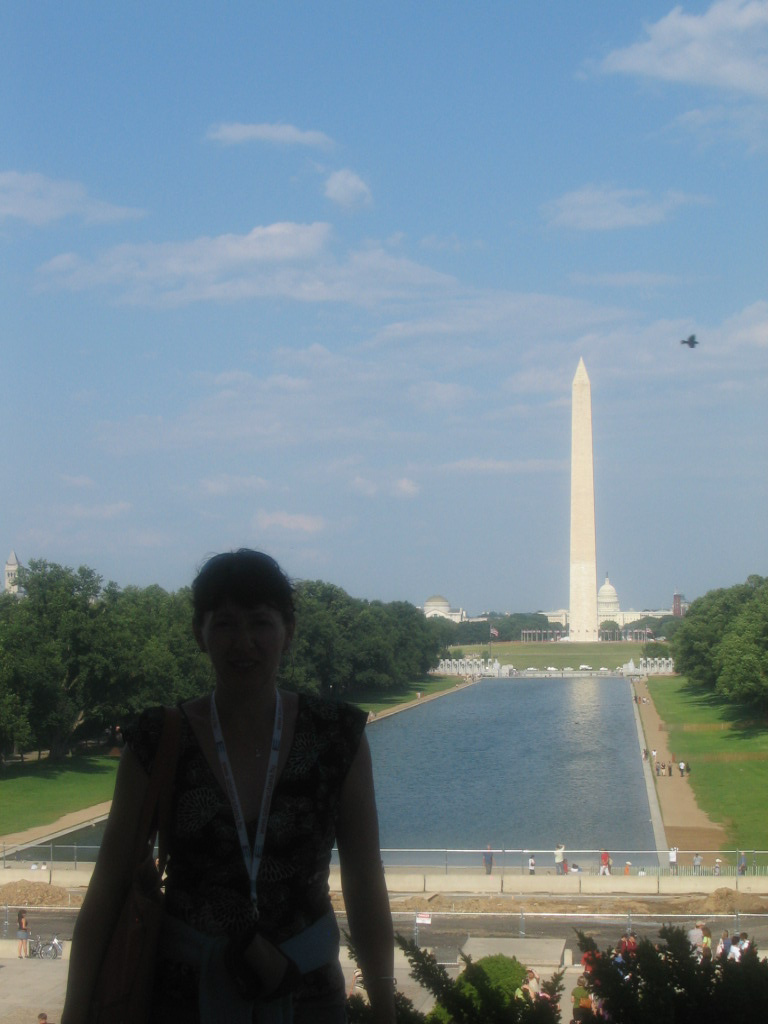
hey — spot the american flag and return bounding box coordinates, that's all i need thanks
[490,627,499,638]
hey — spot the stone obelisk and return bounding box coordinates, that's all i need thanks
[569,358,598,641]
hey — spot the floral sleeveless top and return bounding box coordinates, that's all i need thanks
[128,693,367,942]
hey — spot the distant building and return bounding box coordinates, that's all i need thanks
[4,551,20,594]
[422,595,467,623]
[673,592,688,617]
[546,574,673,631]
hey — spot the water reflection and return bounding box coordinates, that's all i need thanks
[10,676,654,868]
[367,676,653,854]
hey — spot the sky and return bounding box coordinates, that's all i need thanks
[2,1,767,616]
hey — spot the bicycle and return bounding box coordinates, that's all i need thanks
[26,934,64,959]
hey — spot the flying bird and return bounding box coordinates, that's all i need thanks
[680,334,698,348]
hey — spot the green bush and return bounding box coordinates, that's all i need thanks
[427,954,528,1021]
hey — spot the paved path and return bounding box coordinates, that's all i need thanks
[633,677,729,865]
[1,802,112,854]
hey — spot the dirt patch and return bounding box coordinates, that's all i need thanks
[331,888,768,919]
[0,880,85,907]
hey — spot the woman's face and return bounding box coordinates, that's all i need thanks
[195,599,293,693]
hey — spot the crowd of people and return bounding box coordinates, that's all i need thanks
[641,746,691,777]
[570,923,755,1021]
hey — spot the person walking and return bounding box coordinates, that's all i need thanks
[16,910,29,958]
[669,846,679,875]
[554,843,565,875]
[483,845,494,875]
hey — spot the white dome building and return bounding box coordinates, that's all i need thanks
[422,595,467,623]
[597,575,621,623]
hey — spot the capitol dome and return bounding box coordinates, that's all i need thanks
[597,575,620,619]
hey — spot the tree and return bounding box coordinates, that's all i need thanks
[286,581,442,698]
[715,584,768,707]
[0,561,106,757]
[575,925,768,1022]
[670,577,767,691]
[600,620,620,638]
[89,583,209,727]
[346,936,563,1023]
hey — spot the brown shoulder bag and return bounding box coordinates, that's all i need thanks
[90,707,182,1024]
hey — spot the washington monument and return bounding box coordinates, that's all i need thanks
[569,358,598,641]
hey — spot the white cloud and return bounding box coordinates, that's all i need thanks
[59,501,132,520]
[600,0,768,97]
[673,103,768,149]
[200,474,271,497]
[350,475,420,498]
[720,300,768,348]
[40,232,458,308]
[393,477,419,497]
[351,475,379,497]
[569,270,682,288]
[543,185,710,230]
[440,458,564,475]
[59,474,97,488]
[324,169,372,208]
[206,122,333,147]
[420,233,483,253]
[254,510,325,533]
[411,380,474,410]
[40,221,332,302]
[0,171,144,226]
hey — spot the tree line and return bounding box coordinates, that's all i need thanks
[670,574,768,708]
[0,560,444,760]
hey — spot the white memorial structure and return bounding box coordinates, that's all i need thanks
[568,359,599,641]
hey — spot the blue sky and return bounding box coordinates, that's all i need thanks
[2,1,766,615]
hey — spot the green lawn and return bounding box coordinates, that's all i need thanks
[455,640,644,670]
[647,677,768,851]
[349,675,463,713]
[0,754,119,837]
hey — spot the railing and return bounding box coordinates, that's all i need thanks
[4,843,768,876]
[351,847,767,876]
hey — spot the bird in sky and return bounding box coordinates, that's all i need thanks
[680,334,698,348]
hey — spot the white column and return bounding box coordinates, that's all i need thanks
[569,358,599,641]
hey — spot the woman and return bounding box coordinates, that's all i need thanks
[63,550,395,1023]
[16,909,28,958]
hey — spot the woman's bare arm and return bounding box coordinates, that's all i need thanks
[336,733,396,1024]
[61,747,151,1024]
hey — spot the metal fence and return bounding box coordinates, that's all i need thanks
[4,843,768,876]
[371,847,768,876]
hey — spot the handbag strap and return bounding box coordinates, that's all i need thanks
[131,706,182,869]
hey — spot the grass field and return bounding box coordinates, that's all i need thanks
[348,674,462,713]
[648,676,768,850]
[0,754,119,837]
[454,640,645,670]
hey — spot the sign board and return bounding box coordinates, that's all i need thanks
[416,912,432,925]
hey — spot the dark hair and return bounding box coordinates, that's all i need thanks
[192,550,295,629]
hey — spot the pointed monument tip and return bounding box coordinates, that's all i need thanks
[573,357,589,383]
